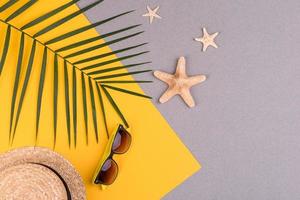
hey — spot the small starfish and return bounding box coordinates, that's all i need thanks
[154,57,206,108]
[195,27,219,52]
[142,6,162,24]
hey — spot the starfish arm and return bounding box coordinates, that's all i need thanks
[212,32,219,39]
[147,6,151,11]
[142,13,150,17]
[154,71,174,83]
[194,37,202,42]
[176,56,187,77]
[202,43,209,52]
[210,41,218,48]
[154,6,160,12]
[154,13,162,19]
[202,27,208,36]
[149,16,154,24]
[180,88,196,108]
[159,87,177,104]
[188,75,206,86]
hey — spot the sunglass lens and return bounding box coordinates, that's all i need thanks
[112,125,132,154]
[94,159,118,185]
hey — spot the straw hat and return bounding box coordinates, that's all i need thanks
[0,147,86,200]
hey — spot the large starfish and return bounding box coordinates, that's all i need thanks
[142,6,162,24]
[154,57,206,108]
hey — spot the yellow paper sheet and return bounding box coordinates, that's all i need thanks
[0,0,200,199]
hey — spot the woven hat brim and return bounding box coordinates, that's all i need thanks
[0,147,86,200]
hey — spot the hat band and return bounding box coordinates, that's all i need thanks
[31,163,72,200]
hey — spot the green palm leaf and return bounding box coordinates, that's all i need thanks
[35,47,48,141]
[9,32,25,141]
[87,62,151,75]
[0,25,11,75]
[5,0,37,22]
[55,24,141,53]
[33,0,103,38]
[95,70,152,80]
[63,61,71,147]
[88,78,99,142]
[0,0,151,146]
[102,85,152,99]
[81,72,89,145]
[95,84,109,139]
[45,10,134,45]
[101,85,129,128]
[65,31,145,61]
[81,52,149,71]
[53,54,59,147]
[73,43,147,65]
[66,37,146,59]
[0,0,18,13]
[100,80,153,84]
[21,0,81,30]
[12,40,37,139]
[72,67,78,147]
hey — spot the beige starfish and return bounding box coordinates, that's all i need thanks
[142,6,162,24]
[154,57,206,108]
[195,27,219,52]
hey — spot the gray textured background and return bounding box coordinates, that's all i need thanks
[79,0,300,199]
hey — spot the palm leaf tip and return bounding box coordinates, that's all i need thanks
[86,61,151,76]
[81,51,150,71]
[100,80,153,84]
[55,24,142,53]
[103,84,152,99]
[33,0,104,38]
[21,0,81,30]
[95,69,152,80]
[45,9,136,45]
[65,34,147,59]
[73,43,148,65]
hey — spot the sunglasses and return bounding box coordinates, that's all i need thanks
[93,124,132,185]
